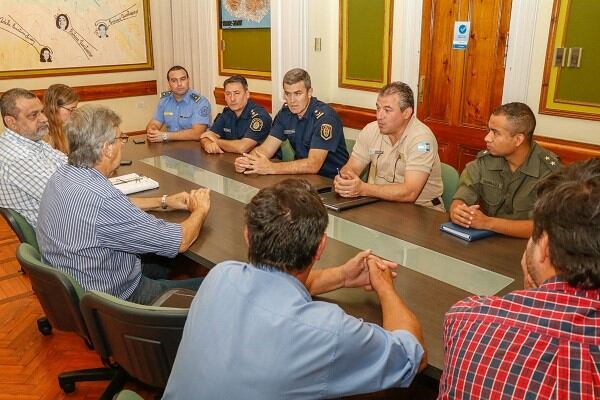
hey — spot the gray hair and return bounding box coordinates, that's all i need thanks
[379,82,415,112]
[66,105,122,167]
[283,68,311,90]
[0,88,37,120]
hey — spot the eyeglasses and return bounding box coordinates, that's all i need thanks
[60,105,77,113]
[114,133,129,144]
[375,151,403,183]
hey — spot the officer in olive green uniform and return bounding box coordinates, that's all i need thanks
[453,142,560,219]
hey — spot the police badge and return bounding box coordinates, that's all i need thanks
[320,124,333,140]
[250,117,263,132]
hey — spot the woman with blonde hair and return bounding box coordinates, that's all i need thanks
[43,84,79,154]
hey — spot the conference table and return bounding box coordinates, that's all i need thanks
[119,137,527,378]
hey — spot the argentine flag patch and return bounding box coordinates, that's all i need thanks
[417,142,431,153]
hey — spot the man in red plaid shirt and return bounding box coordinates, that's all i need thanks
[439,158,600,399]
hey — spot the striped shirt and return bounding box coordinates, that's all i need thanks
[37,164,182,299]
[0,129,66,227]
[439,277,600,400]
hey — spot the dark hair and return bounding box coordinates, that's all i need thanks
[167,65,188,80]
[40,47,52,62]
[283,68,311,90]
[532,158,600,289]
[492,102,536,143]
[223,75,248,91]
[244,179,328,274]
[0,88,37,120]
[379,81,414,112]
[56,14,69,30]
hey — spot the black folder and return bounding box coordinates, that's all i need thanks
[319,191,379,212]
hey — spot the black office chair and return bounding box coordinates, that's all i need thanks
[80,290,189,399]
[15,243,118,393]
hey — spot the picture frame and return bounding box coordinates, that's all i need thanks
[0,0,153,79]
[339,0,393,91]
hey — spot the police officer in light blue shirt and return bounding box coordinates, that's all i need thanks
[146,65,211,143]
[200,75,272,154]
[234,68,348,178]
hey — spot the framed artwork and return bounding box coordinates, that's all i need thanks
[339,0,393,91]
[220,0,271,29]
[0,0,153,79]
[540,0,600,121]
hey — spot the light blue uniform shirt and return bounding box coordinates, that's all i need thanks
[163,261,424,400]
[153,89,212,132]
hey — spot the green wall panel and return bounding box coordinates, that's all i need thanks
[222,28,271,73]
[346,0,385,82]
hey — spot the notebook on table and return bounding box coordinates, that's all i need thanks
[319,191,379,212]
[440,222,495,242]
[109,173,159,195]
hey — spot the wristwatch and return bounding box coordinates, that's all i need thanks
[161,195,168,209]
[161,132,168,142]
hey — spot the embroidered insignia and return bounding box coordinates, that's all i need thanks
[201,106,209,117]
[551,161,556,166]
[416,142,431,152]
[160,90,172,98]
[545,156,550,160]
[250,117,263,132]
[314,110,325,120]
[320,124,333,141]
[251,109,258,117]
[191,93,201,102]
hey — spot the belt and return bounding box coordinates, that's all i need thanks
[431,197,442,206]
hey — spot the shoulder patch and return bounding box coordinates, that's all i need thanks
[477,149,490,158]
[191,93,201,103]
[160,90,172,98]
[250,117,263,132]
[320,124,333,141]
[540,152,560,169]
[416,141,431,153]
[200,106,209,117]
[314,109,325,120]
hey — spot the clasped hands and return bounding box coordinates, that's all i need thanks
[333,168,363,198]
[450,203,491,230]
[234,151,273,174]
[341,249,399,292]
[146,128,164,143]
[200,131,224,154]
[162,189,211,214]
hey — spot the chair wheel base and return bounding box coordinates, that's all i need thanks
[37,317,52,335]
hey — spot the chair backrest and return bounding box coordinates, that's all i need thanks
[15,243,88,339]
[0,207,39,251]
[80,291,189,389]
[441,162,460,210]
[280,139,295,162]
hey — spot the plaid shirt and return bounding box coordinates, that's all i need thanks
[439,277,600,400]
[0,129,66,227]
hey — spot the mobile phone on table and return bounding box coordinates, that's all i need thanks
[133,137,145,144]
[120,160,132,166]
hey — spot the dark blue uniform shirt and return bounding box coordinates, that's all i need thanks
[270,97,348,178]
[211,100,272,144]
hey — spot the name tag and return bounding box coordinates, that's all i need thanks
[369,149,384,155]
[284,129,295,135]
[164,111,173,116]
[223,128,231,133]
[482,178,502,189]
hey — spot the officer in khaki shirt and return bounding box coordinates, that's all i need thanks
[334,82,444,211]
[451,102,560,238]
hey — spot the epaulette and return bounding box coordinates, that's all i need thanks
[539,151,560,169]
[250,109,258,118]
[476,149,490,158]
[191,93,201,103]
[313,109,325,120]
[282,102,290,110]
[160,90,172,98]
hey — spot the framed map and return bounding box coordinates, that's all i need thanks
[0,0,153,79]
[220,0,271,29]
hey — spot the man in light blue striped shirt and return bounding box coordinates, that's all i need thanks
[0,88,67,227]
[37,105,211,305]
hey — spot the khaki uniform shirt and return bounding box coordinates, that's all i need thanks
[453,142,561,219]
[352,118,444,211]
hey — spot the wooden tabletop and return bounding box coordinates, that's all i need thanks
[119,137,528,374]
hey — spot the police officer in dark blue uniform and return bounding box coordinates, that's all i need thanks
[234,68,348,179]
[146,65,211,142]
[200,75,272,154]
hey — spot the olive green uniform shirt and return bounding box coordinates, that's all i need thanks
[453,142,560,219]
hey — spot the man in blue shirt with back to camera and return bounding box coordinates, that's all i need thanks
[234,68,348,178]
[200,74,272,154]
[163,178,426,400]
[146,65,211,143]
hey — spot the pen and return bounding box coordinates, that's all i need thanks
[337,168,340,176]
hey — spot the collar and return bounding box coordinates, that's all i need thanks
[238,100,255,120]
[517,142,542,178]
[3,128,47,150]
[252,263,312,302]
[539,276,600,299]
[296,97,317,120]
